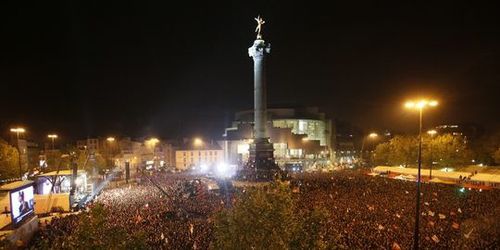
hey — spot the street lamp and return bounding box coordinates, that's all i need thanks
[106,137,116,168]
[148,138,160,168]
[10,127,25,138]
[48,134,58,150]
[10,127,26,178]
[404,99,438,250]
[360,132,378,165]
[193,138,203,146]
[427,130,437,179]
[148,138,159,145]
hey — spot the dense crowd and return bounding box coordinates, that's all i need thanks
[30,170,499,249]
[94,179,219,248]
[292,172,500,249]
[31,172,227,249]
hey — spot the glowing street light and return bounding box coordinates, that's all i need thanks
[360,132,379,164]
[106,137,115,142]
[48,134,58,150]
[147,138,160,168]
[194,138,203,146]
[404,98,438,250]
[10,127,25,135]
[427,129,437,136]
[149,138,159,145]
[404,99,438,110]
[10,127,25,178]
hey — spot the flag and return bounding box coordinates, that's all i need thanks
[392,242,401,250]
[431,235,440,243]
[464,229,474,239]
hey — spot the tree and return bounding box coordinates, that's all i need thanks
[44,150,63,172]
[55,145,107,175]
[468,130,500,166]
[213,182,331,249]
[0,138,19,180]
[373,134,472,168]
[373,142,391,166]
[428,134,469,168]
[494,148,500,165]
[373,135,418,167]
[389,135,418,167]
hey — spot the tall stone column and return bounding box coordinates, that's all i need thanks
[246,38,277,175]
[248,39,270,139]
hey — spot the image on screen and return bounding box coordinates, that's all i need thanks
[10,186,34,224]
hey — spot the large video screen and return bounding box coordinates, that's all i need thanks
[10,185,34,224]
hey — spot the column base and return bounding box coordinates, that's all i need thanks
[239,138,281,181]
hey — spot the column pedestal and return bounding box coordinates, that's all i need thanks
[243,138,280,180]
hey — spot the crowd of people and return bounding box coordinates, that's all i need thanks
[31,172,226,249]
[30,170,499,249]
[292,171,499,249]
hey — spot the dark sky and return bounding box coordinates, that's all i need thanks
[1,1,499,142]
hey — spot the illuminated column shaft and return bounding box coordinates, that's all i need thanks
[248,39,271,139]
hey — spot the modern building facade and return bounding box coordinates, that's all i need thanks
[222,107,333,169]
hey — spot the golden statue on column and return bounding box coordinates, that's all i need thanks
[254,16,265,39]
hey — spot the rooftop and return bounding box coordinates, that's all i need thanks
[0,180,34,191]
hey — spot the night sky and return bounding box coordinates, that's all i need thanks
[1,1,499,142]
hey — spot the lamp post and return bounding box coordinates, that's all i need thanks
[106,137,116,168]
[194,138,203,147]
[10,127,26,178]
[148,138,159,168]
[427,130,437,180]
[48,134,58,150]
[404,99,438,250]
[360,133,378,165]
